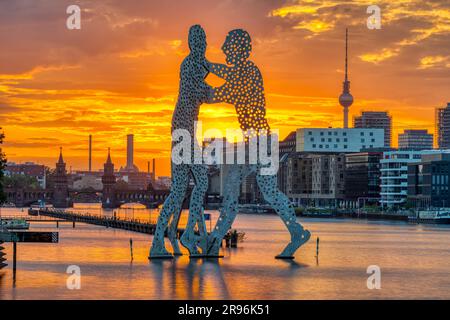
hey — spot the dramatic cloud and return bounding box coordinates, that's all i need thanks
[0,0,448,175]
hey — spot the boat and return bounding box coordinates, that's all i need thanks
[239,204,275,214]
[0,219,30,230]
[409,210,450,224]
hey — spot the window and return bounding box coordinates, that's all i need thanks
[328,132,332,136]
[371,139,375,143]
[370,132,374,136]
[343,132,347,136]
[334,144,338,148]
[344,145,348,149]
[344,138,348,142]
[361,139,365,143]
[308,131,312,135]
[319,145,323,149]
[320,132,324,136]
[312,144,316,148]
[336,138,340,142]
[361,132,365,136]
[328,138,332,142]
[310,138,314,142]
[321,138,325,142]
[334,132,338,136]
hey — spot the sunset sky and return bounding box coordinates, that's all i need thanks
[0,0,449,176]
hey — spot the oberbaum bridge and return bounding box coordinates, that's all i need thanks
[4,149,170,209]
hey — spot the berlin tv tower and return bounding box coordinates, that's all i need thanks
[339,28,354,128]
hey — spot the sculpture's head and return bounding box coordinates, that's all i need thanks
[188,24,207,57]
[222,29,252,65]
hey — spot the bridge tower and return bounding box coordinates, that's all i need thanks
[53,147,69,208]
[102,148,116,208]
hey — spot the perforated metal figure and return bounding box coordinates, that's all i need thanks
[207,29,311,259]
[150,25,212,259]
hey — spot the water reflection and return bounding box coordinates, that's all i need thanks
[1,207,450,299]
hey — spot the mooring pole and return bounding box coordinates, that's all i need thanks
[73,220,75,228]
[13,241,17,281]
[316,237,320,257]
[129,238,133,261]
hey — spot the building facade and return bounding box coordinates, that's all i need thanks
[53,149,69,208]
[296,128,384,153]
[280,131,297,156]
[102,149,116,208]
[345,152,383,205]
[380,150,437,208]
[4,162,46,189]
[286,153,346,207]
[408,153,450,208]
[354,111,392,147]
[398,130,434,150]
[436,103,450,149]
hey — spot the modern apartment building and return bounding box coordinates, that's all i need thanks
[296,128,384,153]
[408,152,450,208]
[354,111,392,147]
[398,130,434,150]
[344,152,383,205]
[435,103,450,149]
[380,150,437,208]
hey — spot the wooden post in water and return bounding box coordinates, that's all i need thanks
[316,237,320,257]
[73,220,75,228]
[12,241,17,281]
[56,221,59,228]
[129,238,133,261]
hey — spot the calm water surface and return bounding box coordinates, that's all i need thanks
[0,205,449,300]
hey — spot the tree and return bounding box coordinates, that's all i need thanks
[0,130,7,204]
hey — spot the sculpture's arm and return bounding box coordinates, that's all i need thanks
[207,62,231,80]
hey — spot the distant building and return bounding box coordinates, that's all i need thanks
[296,128,384,153]
[4,162,46,189]
[72,175,103,191]
[120,134,139,173]
[354,111,392,147]
[344,152,383,206]
[408,152,450,208]
[280,131,297,156]
[53,148,69,208]
[286,153,346,207]
[398,130,434,150]
[435,103,450,149]
[155,176,171,189]
[380,150,437,208]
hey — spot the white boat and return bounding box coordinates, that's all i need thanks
[410,210,450,224]
[0,219,30,230]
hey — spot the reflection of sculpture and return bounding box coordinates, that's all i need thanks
[149,25,213,258]
[206,29,311,259]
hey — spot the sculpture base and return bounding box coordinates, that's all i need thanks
[275,255,295,260]
[173,253,183,256]
[204,255,225,259]
[148,255,174,260]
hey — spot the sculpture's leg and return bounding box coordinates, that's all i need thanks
[149,165,188,259]
[207,165,248,256]
[168,206,183,256]
[256,173,311,259]
[180,165,209,256]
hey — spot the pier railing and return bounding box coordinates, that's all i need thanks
[36,208,182,236]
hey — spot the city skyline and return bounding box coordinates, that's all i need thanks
[0,0,449,176]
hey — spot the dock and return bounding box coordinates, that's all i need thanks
[34,208,185,236]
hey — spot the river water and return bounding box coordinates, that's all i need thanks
[0,205,449,300]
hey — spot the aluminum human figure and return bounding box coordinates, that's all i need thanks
[149,25,212,258]
[206,29,311,259]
